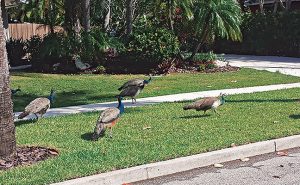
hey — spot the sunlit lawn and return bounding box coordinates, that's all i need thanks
[11,68,300,112]
[1,88,300,184]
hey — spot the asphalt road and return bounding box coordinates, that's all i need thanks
[134,147,300,185]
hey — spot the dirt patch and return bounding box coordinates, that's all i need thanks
[0,146,59,170]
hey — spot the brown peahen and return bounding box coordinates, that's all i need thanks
[183,93,226,115]
[18,89,55,120]
[118,85,144,104]
[92,96,124,140]
[118,77,151,91]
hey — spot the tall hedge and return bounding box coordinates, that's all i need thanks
[214,11,300,57]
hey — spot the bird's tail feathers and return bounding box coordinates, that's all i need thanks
[18,112,29,119]
[118,86,123,91]
[183,104,195,110]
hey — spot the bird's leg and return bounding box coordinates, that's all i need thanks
[203,110,206,115]
[34,113,39,120]
[134,98,137,104]
[132,98,134,104]
[214,109,220,116]
[109,127,113,138]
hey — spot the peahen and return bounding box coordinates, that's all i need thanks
[118,77,152,91]
[118,85,144,104]
[92,96,124,140]
[183,93,226,115]
[18,89,56,120]
[11,86,21,95]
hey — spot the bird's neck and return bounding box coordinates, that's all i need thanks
[118,100,125,114]
[220,96,225,104]
[48,93,55,104]
[144,77,151,84]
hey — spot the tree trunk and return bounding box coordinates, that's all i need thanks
[259,0,264,13]
[286,0,292,11]
[273,0,279,13]
[0,0,16,160]
[274,0,286,13]
[103,0,111,31]
[167,0,174,31]
[83,0,91,32]
[125,0,133,36]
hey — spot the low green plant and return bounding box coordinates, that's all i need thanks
[95,65,106,74]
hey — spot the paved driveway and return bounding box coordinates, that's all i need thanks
[225,55,300,77]
[134,148,300,185]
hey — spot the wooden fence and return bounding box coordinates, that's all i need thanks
[8,23,63,40]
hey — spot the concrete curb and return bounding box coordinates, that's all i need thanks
[15,82,300,121]
[52,135,300,185]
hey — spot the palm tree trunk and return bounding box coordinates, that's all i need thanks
[83,0,91,32]
[189,13,211,61]
[0,2,16,160]
[125,0,133,36]
[0,0,8,39]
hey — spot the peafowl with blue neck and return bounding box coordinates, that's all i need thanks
[183,93,226,115]
[92,96,125,140]
[18,89,56,120]
[11,86,21,95]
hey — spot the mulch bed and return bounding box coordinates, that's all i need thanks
[0,146,59,170]
[158,65,240,74]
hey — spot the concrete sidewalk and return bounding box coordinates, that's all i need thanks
[14,82,300,121]
[225,54,300,77]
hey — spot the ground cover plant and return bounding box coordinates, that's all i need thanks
[1,87,300,184]
[11,68,300,112]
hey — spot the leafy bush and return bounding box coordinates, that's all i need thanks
[80,28,124,61]
[6,38,27,66]
[26,29,124,73]
[214,12,300,57]
[128,27,180,62]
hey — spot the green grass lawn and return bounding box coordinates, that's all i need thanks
[11,68,300,112]
[1,88,300,185]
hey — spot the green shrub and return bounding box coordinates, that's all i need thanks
[25,35,43,61]
[214,11,300,57]
[26,29,124,72]
[6,38,26,66]
[129,27,180,62]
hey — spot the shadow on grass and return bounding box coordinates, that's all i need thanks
[13,90,118,112]
[15,119,38,127]
[180,114,211,119]
[289,114,300,120]
[81,132,95,141]
[227,98,298,103]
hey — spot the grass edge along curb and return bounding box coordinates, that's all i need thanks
[52,135,300,185]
